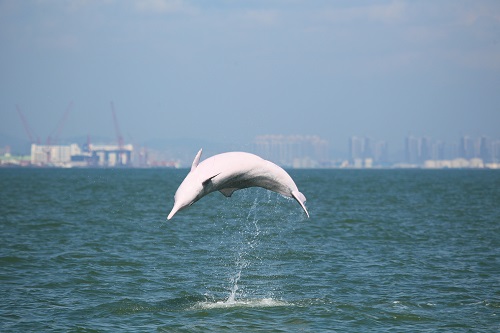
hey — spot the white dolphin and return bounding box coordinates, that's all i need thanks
[167,149,309,220]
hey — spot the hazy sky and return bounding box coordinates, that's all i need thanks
[1,0,499,152]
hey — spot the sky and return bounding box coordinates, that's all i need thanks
[1,0,500,154]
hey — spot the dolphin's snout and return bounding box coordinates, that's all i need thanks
[167,204,180,220]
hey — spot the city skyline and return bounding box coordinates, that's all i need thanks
[1,1,500,155]
[3,98,499,157]
[2,132,499,169]
[2,102,499,162]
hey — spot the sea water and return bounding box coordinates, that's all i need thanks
[1,168,499,332]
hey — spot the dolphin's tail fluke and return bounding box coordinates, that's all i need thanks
[292,190,309,218]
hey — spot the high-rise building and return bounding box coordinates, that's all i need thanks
[405,136,441,164]
[459,135,477,159]
[405,136,420,164]
[362,137,372,159]
[254,135,329,167]
[430,141,446,160]
[373,140,389,165]
[349,136,388,166]
[491,140,500,163]
[349,136,364,162]
[420,137,431,163]
[479,136,490,163]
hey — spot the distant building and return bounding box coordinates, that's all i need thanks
[0,146,31,166]
[373,140,389,165]
[400,135,500,168]
[492,140,500,163]
[87,143,133,167]
[31,143,133,167]
[254,135,330,168]
[349,136,364,162]
[31,144,82,166]
[405,136,446,164]
[420,137,431,162]
[405,136,420,164]
[349,136,388,167]
[459,135,477,159]
[430,140,446,160]
[362,137,372,160]
[479,136,490,163]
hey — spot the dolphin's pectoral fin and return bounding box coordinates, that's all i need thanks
[202,173,220,186]
[219,188,239,197]
[292,190,309,218]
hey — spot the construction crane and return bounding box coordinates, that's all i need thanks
[110,101,125,165]
[16,103,73,164]
[110,101,124,149]
[16,105,40,144]
[47,101,73,145]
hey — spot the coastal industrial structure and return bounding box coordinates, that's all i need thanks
[31,143,134,167]
[12,102,138,168]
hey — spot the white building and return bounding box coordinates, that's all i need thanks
[88,143,133,167]
[31,144,82,166]
[31,143,133,167]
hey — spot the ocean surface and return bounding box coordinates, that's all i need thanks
[1,168,499,332]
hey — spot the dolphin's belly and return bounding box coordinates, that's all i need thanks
[215,171,293,198]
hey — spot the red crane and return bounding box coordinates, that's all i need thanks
[48,101,73,145]
[16,105,40,144]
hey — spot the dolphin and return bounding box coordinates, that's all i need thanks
[167,149,309,220]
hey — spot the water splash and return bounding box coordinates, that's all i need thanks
[226,270,241,303]
[198,189,298,309]
[225,197,260,303]
[195,297,289,309]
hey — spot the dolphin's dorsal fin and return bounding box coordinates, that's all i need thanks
[191,149,203,172]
